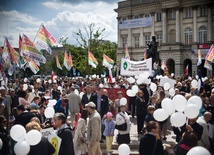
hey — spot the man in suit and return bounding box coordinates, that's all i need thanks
[81,85,93,107]
[66,86,81,125]
[91,87,109,118]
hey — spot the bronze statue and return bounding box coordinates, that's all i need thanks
[146,36,158,62]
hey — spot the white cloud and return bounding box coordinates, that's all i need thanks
[0,1,118,48]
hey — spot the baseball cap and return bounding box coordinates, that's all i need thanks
[85,101,96,108]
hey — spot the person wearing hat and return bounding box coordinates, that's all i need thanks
[115,101,131,144]
[102,112,115,155]
[113,91,123,115]
[86,102,103,155]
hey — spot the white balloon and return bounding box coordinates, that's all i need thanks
[36,78,41,83]
[150,82,157,92]
[23,84,28,91]
[0,138,2,150]
[161,98,175,115]
[163,83,170,90]
[14,141,30,155]
[24,78,28,83]
[25,130,42,145]
[184,104,200,119]
[187,96,202,109]
[74,89,79,95]
[191,80,198,88]
[48,79,52,84]
[143,72,150,78]
[10,125,26,142]
[47,99,57,107]
[170,112,186,127]
[44,107,55,118]
[172,95,187,112]
[131,85,139,94]
[99,83,104,88]
[126,89,135,97]
[169,88,175,97]
[120,97,127,106]
[79,92,84,99]
[187,146,211,155]
[153,109,169,122]
[118,144,130,155]
[195,75,199,80]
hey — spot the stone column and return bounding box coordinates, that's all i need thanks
[162,9,167,44]
[176,7,180,43]
[128,28,132,47]
[117,17,121,48]
[207,4,212,42]
[139,27,144,47]
[151,12,155,37]
[192,6,198,43]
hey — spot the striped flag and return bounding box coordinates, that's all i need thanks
[204,60,212,70]
[21,34,46,64]
[68,52,73,68]
[55,55,62,70]
[143,49,147,60]
[63,51,71,71]
[2,37,20,65]
[125,44,130,60]
[206,44,214,63]
[197,50,202,66]
[103,54,114,68]
[108,67,113,83]
[88,51,98,68]
[28,60,40,74]
[34,23,57,55]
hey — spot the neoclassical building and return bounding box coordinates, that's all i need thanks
[114,0,214,77]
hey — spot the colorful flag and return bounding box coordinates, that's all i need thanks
[19,55,28,69]
[55,55,62,70]
[206,44,214,63]
[2,37,20,65]
[103,54,114,68]
[51,71,56,81]
[68,52,73,68]
[19,34,22,53]
[185,65,188,76]
[0,56,7,87]
[28,60,40,74]
[143,49,147,60]
[88,51,98,68]
[108,66,113,83]
[21,34,46,64]
[204,60,212,70]
[197,50,202,66]
[125,44,130,60]
[63,51,71,71]
[34,23,57,55]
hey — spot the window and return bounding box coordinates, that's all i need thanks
[156,33,162,44]
[199,6,207,16]
[156,12,162,22]
[122,36,127,48]
[199,26,207,43]
[184,27,192,45]
[168,29,175,44]
[134,36,139,48]
[145,14,150,18]
[185,8,192,18]
[145,35,150,45]
[168,10,175,19]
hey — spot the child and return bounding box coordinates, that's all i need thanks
[102,112,115,155]
[72,112,81,132]
[145,105,155,124]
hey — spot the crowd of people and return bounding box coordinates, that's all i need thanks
[0,73,213,155]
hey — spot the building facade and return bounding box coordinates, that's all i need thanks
[114,0,214,77]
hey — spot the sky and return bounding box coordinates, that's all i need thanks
[0,0,122,48]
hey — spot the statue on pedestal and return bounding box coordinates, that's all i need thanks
[146,36,158,62]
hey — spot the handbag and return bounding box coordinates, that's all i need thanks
[115,113,127,131]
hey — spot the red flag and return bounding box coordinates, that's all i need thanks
[185,65,188,76]
[51,71,55,81]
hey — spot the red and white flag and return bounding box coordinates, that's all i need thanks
[185,65,188,76]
